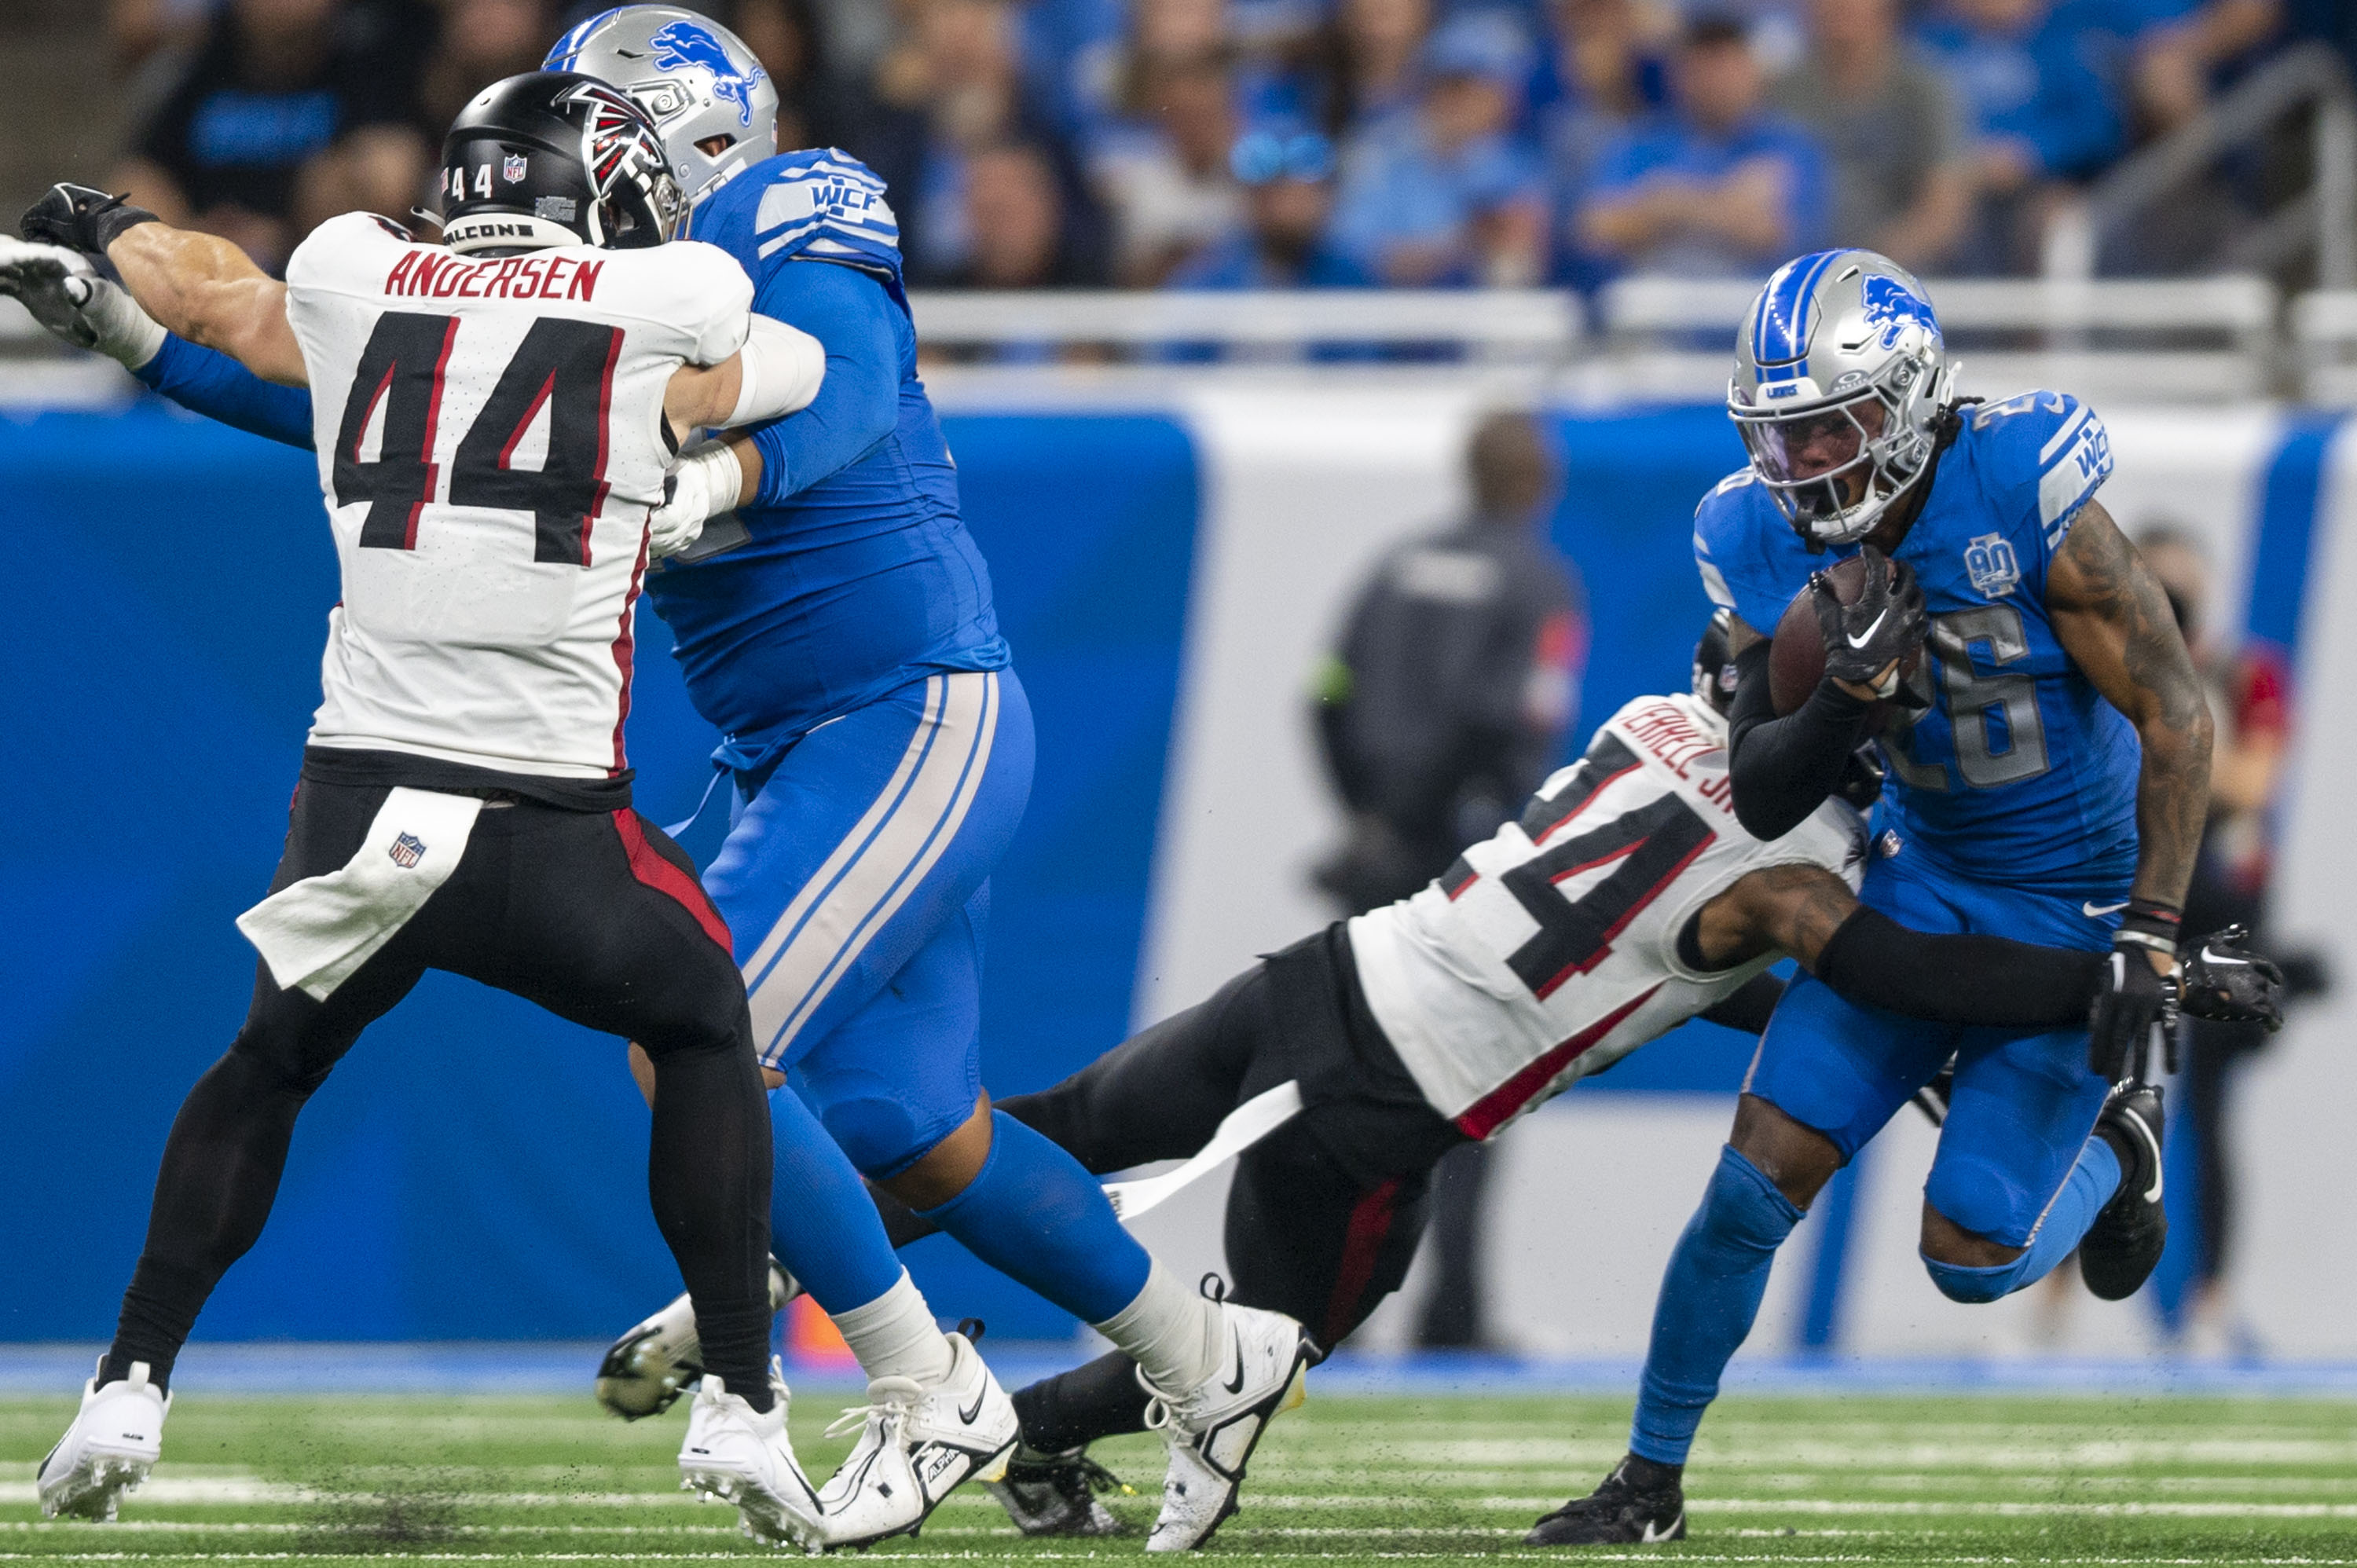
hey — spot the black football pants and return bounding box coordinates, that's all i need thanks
[104,776,776,1403]
[985,964,1439,1453]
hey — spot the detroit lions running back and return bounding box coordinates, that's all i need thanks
[5,9,1310,1549]
[1530,251,2212,1547]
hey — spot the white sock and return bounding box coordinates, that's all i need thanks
[1091,1260,1221,1394]
[829,1270,955,1385]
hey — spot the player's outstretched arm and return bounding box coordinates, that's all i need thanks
[1697,863,2279,1031]
[105,222,305,387]
[2047,497,2214,916]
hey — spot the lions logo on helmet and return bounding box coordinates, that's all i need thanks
[649,20,767,126]
[1728,249,1958,547]
[544,6,780,207]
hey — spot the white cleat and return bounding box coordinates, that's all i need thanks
[816,1330,1018,1548]
[1142,1297,1314,1552]
[597,1261,797,1420]
[38,1359,170,1522]
[677,1360,825,1551]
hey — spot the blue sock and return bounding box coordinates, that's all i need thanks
[768,1085,905,1314]
[917,1112,1152,1323]
[1630,1145,1804,1467]
[1921,1135,2121,1303]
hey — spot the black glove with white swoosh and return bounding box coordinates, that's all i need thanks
[2088,922,2180,1084]
[1811,544,1926,694]
[2176,925,2285,1032]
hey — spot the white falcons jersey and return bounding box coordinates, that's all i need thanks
[1349,692,1869,1139]
[282,212,753,779]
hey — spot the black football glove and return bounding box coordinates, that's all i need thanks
[1810,544,1926,694]
[20,181,158,255]
[2088,939,2180,1083]
[2176,925,2285,1032]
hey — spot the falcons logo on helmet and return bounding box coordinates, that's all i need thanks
[559,80,683,239]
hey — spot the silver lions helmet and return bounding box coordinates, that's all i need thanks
[544,6,778,208]
[1728,249,1957,546]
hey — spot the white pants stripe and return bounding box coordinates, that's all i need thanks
[742,670,1003,1064]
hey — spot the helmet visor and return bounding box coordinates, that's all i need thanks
[1739,394,1886,491]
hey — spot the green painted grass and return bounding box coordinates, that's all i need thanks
[5,1391,2357,1564]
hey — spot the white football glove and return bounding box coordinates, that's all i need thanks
[650,440,744,560]
[0,237,167,367]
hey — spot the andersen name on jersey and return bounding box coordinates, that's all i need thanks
[1349,692,1868,1139]
[281,212,752,781]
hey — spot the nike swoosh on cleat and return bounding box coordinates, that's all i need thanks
[1221,1332,1248,1396]
[2084,900,2130,918]
[1846,609,1889,648]
[1639,1514,1682,1543]
[959,1388,986,1425]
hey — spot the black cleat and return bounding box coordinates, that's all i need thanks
[2080,1081,2167,1302]
[982,1445,1132,1537]
[1526,1456,1686,1546]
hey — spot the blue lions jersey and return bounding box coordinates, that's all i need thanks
[651,148,1007,754]
[1693,390,2139,894]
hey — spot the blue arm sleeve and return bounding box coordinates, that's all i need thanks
[746,261,903,507]
[134,333,316,450]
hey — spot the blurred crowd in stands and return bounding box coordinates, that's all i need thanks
[96,0,2357,284]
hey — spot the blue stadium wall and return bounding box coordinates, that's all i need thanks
[0,399,2337,1345]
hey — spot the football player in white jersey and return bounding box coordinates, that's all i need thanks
[21,73,997,1549]
[843,613,2275,1539]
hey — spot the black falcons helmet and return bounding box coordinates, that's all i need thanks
[441,70,684,255]
[1692,607,1739,716]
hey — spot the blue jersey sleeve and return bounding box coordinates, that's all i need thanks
[1963,389,2113,586]
[1692,467,1813,634]
[746,258,903,507]
[135,332,315,450]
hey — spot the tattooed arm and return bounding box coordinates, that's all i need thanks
[2047,497,2215,947]
[1689,863,2119,1028]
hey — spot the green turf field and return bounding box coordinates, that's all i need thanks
[5,1390,2357,1564]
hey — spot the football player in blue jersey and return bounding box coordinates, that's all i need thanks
[5,9,1310,1552]
[1527,251,2214,1547]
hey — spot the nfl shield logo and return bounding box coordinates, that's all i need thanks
[1963,533,2021,599]
[388,833,427,869]
[502,153,529,183]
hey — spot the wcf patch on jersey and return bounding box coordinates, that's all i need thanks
[1963,532,2020,599]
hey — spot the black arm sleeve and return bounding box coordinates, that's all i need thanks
[1699,971,1788,1035]
[1813,907,2107,1028]
[1725,639,1875,842]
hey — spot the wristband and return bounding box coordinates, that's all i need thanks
[90,197,161,254]
[2118,897,2181,948]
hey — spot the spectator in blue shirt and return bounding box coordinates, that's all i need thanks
[1575,14,1831,277]
[1915,0,2125,182]
[115,0,431,271]
[1328,11,1550,284]
[1534,0,1674,289]
[1171,126,1376,285]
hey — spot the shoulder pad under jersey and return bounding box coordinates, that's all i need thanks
[742,149,905,301]
[1964,389,2113,554]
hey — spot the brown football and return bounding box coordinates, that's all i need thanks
[1769,553,1919,719]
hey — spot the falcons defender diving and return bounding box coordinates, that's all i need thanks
[641,617,2277,1541]
[4,9,1314,1549]
[20,72,894,1548]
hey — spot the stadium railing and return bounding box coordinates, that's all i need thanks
[12,275,2350,407]
[1591,273,2280,405]
[2291,289,2357,405]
